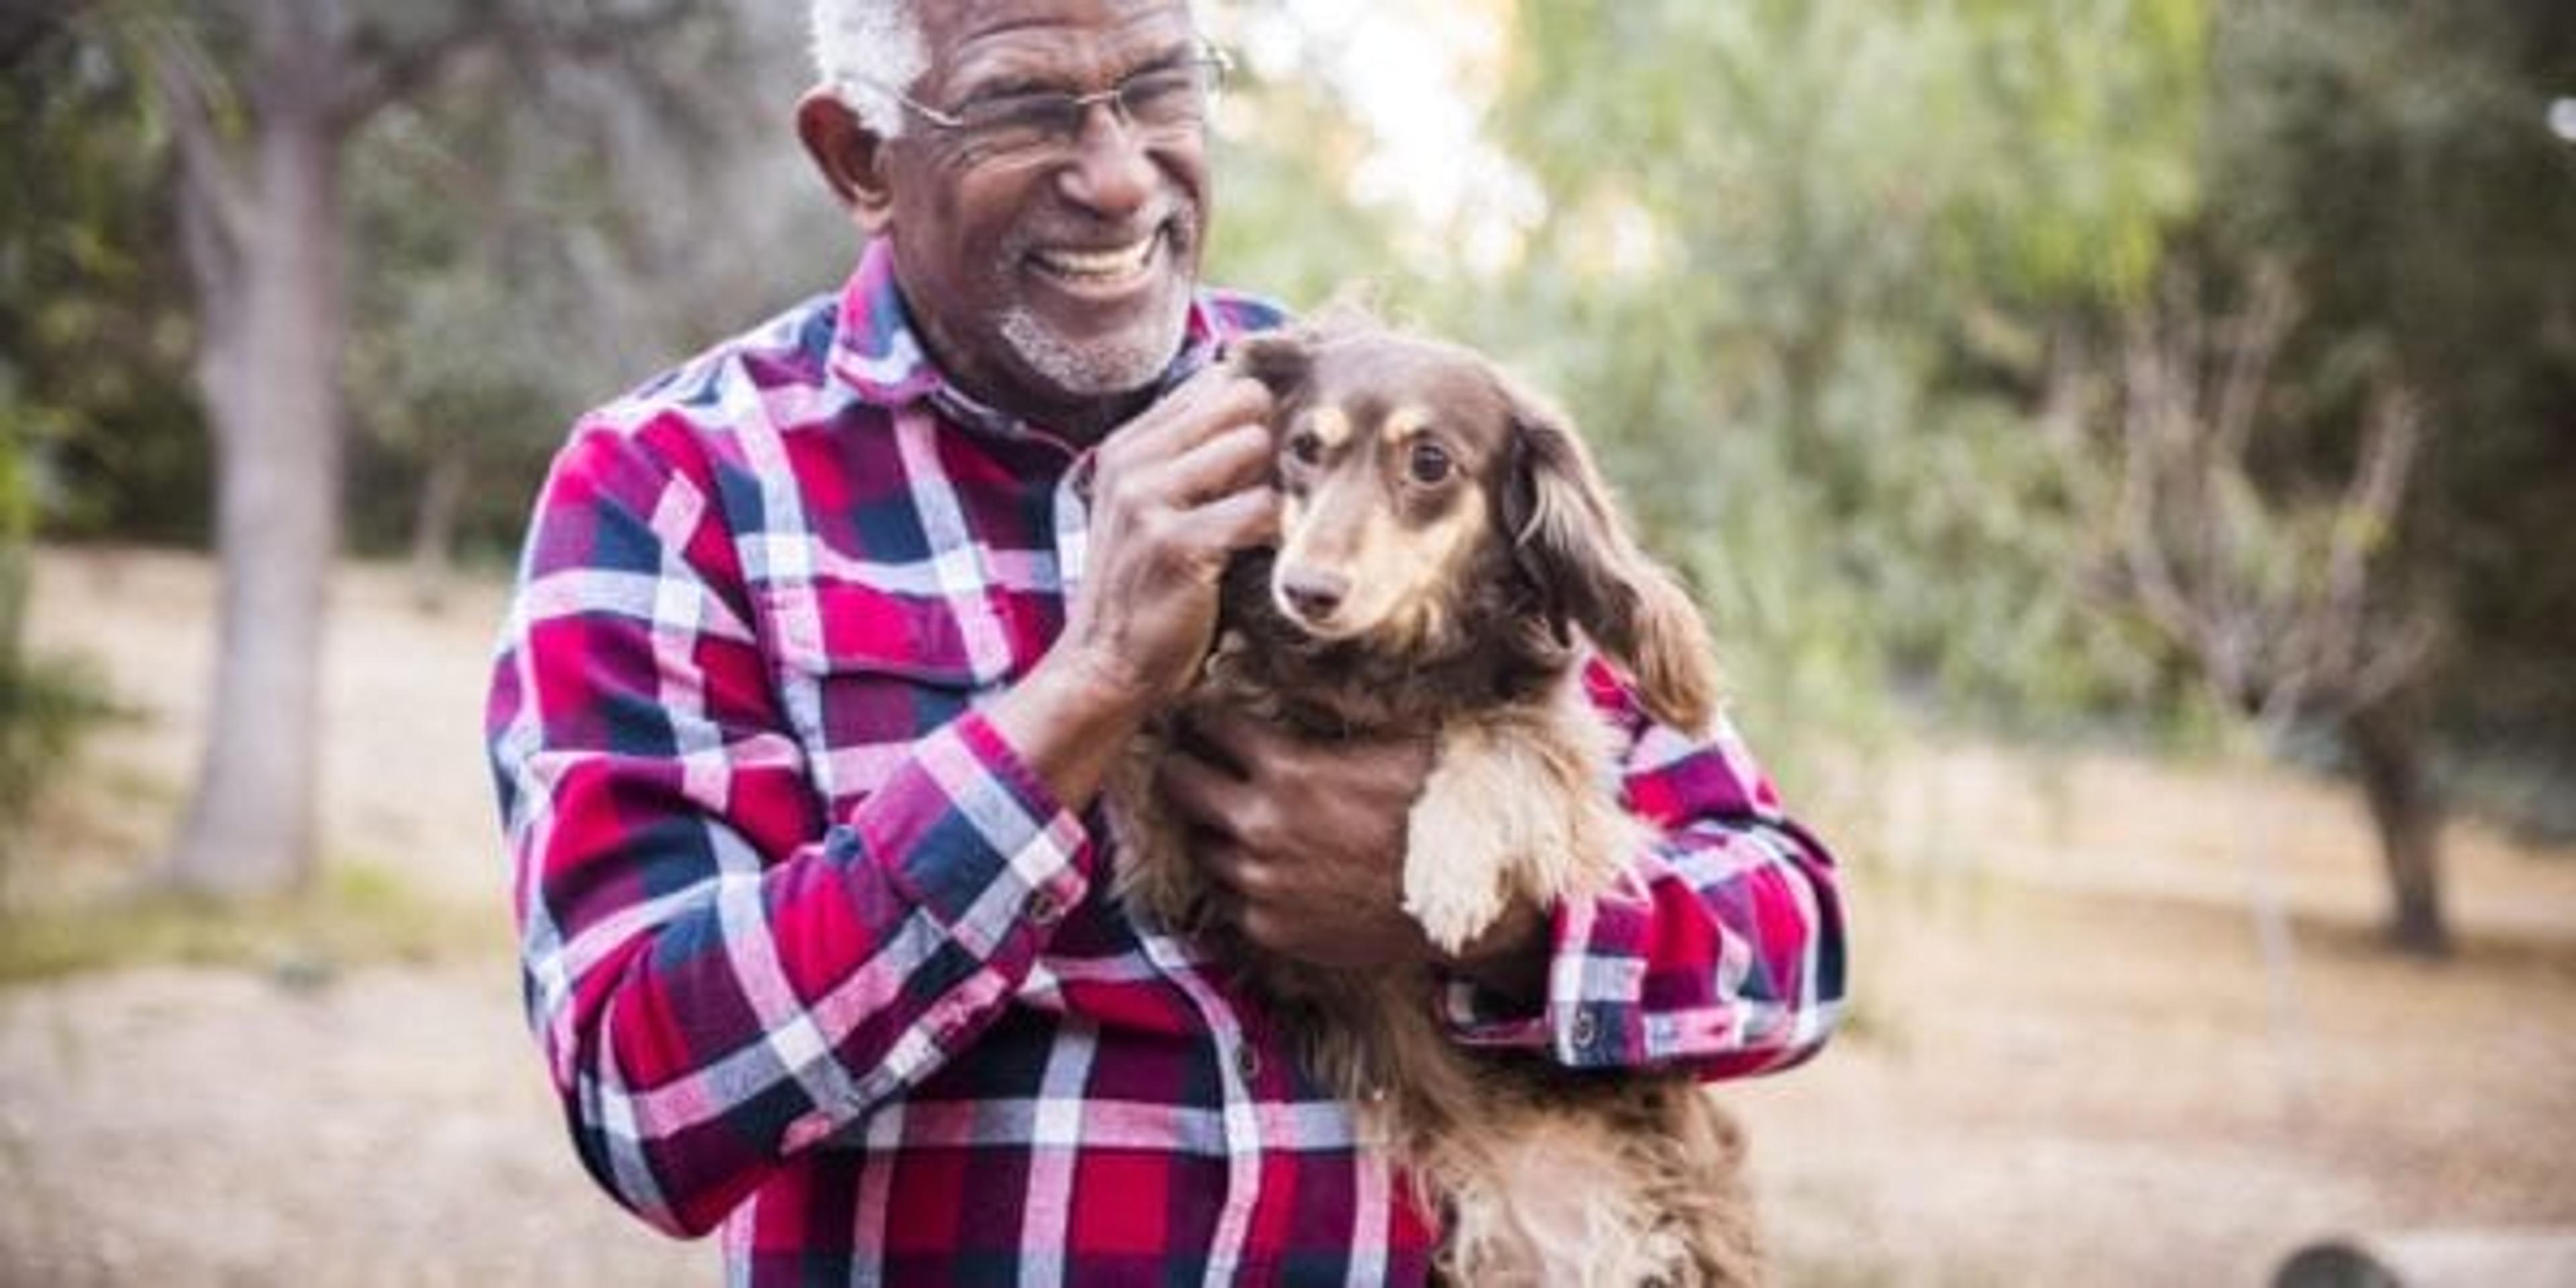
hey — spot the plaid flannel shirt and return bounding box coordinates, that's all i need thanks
[487,238,1847,1286]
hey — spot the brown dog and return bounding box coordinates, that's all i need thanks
[1110,314,1762,1285]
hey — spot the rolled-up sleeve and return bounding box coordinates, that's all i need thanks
[1439,660,1846,1079]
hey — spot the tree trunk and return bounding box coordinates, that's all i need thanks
[407,448,468,614]
[2344,684,2450,958]
[162,5,348,900]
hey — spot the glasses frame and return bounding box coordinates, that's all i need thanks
[861,42,1234,155]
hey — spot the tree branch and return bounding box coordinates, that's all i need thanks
[144,12,253,294]
[331,0,698,127]
[2102,260,2427,733]
[333,7,497,127]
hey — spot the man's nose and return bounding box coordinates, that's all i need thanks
[1056,103,1159,217]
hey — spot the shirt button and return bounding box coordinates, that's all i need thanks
[1026,892,1062,926]
[1234,1041,1263,1084]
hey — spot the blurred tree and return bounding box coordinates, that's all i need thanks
[1463,0,2208,779]
[2078,262,2423,1065]
[2178,0,2576,951]
[1202,62,1413,317]
[0,11,207,544]
[1468,0,2571,959]
[0,11,172,853]
[2096,265,2426,757]
[341,1,818,602]
[83,0,717,899]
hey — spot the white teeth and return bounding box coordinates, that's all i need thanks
[1035,235,1158,280]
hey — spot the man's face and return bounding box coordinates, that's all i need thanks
[877,0,1210,429]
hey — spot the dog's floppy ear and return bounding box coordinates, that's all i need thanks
[1503,389,1720,733]
[1226,329,1314,401]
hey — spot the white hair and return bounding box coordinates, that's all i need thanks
[810,0,928,136]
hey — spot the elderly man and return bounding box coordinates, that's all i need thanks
[486,0,1845,1281]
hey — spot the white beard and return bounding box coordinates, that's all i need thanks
[998,288,1193,400]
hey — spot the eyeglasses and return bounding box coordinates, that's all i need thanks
[865,44,1232,161]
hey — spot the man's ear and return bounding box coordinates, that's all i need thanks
[796,89,896,233]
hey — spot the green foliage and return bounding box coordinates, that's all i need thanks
[1205,69,1417,312]
[1432,0,2213,769]
[0,424,116,850]
[335,3,840,565]
[12,0,2566,839]
[4,3,809,566]
[2195,0,2576,832]
[0,16,210,543]
[0,36,127,830]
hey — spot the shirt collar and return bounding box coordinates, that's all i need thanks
[828,236,1229,443]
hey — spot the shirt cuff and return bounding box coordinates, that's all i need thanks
[1436,894,1646,1068]
[850,711,1094,958]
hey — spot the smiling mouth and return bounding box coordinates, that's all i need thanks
[1028,228,1168,294]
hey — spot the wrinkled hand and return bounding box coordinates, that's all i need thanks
[1156,706,1542,975]
[1055,368,1279,711]
[991,368,1279,810]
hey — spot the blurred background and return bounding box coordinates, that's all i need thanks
[3,0,2573,1283]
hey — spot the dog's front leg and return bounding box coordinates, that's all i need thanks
[1403,723,1527,954]
[1401,720,1582,953]
[1403,703,1648,955]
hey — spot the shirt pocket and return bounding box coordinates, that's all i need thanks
[757,578,1009,810]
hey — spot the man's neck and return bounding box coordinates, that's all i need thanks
[926,342,1170,448]
[1048,385,1162,446]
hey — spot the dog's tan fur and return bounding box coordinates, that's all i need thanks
[1108,315,1758,1285]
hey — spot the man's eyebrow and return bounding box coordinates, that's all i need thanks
[959,72,1063,101]
[953,40,1199,101]
[1126,42,1199,74]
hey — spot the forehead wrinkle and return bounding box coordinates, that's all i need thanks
[934,7,1194,97]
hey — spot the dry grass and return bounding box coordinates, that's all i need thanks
[4,545,2572,1285]
[1743,743,2576,1285]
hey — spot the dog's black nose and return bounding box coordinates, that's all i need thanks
[1279,568,1349,620]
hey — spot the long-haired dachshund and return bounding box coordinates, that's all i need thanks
[1110,313,1762,1285]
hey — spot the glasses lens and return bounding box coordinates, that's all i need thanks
[945,52,1225,160]
[955,92,1086,156]
[1120,62,1218,131]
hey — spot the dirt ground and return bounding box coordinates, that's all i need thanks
[5,547,2573,1286]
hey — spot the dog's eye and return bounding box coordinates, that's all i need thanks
[1287,429,1326,466]
[1407,439,1454,485]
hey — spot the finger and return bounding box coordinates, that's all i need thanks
[1174,483,1281,560]
[1167,712,1247,777]
[1158,741,1252,830]
[1236,905,1288,954]
[1338,725,1439,780]
[1201,881,1246,930]
[1106,372,1273,468]
[1175,704,1286,777]
[1150,421,1275,510]
[1193,837,1269,898]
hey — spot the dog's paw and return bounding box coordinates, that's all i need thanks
[1402,767,1516,955]
[1405,872,1511,957]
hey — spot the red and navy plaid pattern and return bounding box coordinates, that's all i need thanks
[487,238,1847,1285]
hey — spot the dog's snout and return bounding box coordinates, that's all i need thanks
[1279,567,1350,621]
